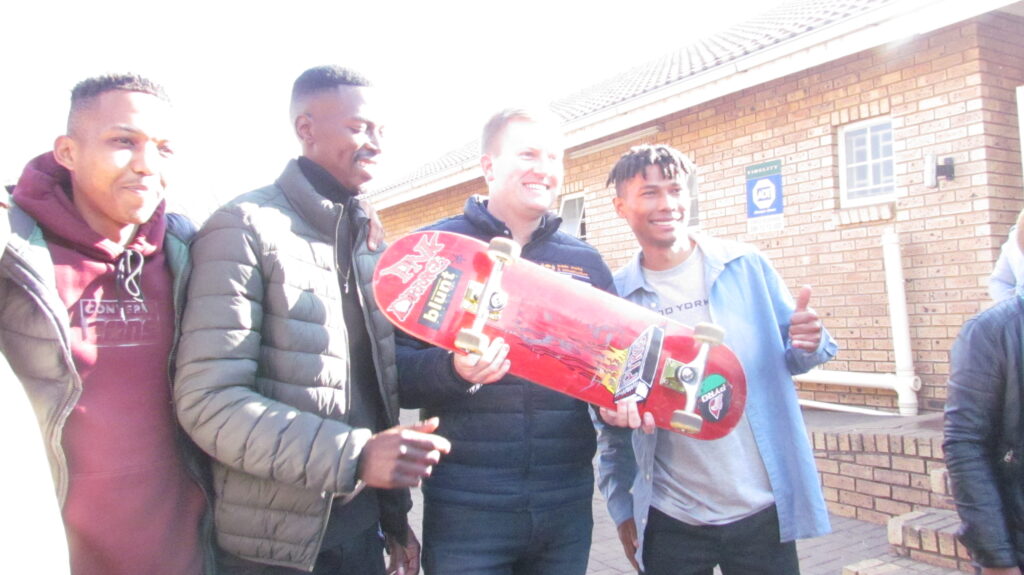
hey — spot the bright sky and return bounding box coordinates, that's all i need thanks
[0,0,786,209]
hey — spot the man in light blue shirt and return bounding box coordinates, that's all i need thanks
[988,209,1024,301]
[596,144,838,575]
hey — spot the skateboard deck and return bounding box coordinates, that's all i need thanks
[373,230,746,440]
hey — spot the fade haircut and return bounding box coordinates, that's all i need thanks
[606,144,698,198]
[290,65,371,119]
[67,73,169,133]
[480,107,562,156]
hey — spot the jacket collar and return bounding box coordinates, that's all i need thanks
[463,195,563,245]
[275,159,345,238]
[616,231,753,298]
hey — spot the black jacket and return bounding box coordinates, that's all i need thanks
[944,295,1024,569]
[396,196,615,510]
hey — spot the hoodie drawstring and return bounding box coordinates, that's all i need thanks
[115,249,144,320]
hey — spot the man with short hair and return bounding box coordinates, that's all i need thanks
[174,65,450,574]
[0,74,213,574]
[396,108,615,575]
[597,144,838,575]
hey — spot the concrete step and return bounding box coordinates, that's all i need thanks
[888,508,972,572]
[843,555,964,574]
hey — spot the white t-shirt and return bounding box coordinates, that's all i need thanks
[643,247,775,526]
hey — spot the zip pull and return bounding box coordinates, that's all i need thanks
[1004,449,1015,463]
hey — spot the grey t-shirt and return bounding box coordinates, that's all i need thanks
[643,247,775,526]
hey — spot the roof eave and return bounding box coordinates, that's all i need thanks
[562,0,1021,148]
[374,0,1020,208]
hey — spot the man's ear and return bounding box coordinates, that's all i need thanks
[53,135,76,171]
[480,154,494,182]
[612,194,625,218]
[294,114,313,147]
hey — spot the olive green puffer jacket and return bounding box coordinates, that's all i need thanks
[174,160,405,571]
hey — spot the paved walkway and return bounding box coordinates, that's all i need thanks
[400,410,963,574]
[407,484,961,574]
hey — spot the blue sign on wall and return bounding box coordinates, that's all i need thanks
[746,160,783,219]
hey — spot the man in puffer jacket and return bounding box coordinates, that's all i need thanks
[396,108,615,575]
[0,74,214,574]
[174,65,451,574]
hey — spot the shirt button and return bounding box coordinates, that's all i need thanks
[645,474,651,481]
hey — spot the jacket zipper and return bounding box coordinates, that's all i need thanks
[4,246,81,506]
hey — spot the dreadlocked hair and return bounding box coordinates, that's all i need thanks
[606,144,697,196]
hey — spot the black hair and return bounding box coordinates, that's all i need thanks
[291,65,372,102]
[68,73,169,132]
[606,144,697,196]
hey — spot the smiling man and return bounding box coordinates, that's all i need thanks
[596,144,838,575]
[0,74,213,574]
[174,65,450,575]
[395,108,614,575]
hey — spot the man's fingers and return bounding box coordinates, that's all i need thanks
[401,432,452,456]
[453,338,510,384]
[601,401,653,431]
[794,284,812,312]
[642,412,657,435]
[407,416,440,434]
[626,401,641,428]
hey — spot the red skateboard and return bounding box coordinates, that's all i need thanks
[373,230,746,440]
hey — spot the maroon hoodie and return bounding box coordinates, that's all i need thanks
[14,152,205,575]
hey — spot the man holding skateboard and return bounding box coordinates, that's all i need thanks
[597,144,837,574]
[174,65,450,574]
[395,108,614,574]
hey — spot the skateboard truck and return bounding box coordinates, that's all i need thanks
[668,322,726,434]
[455,238,520,392]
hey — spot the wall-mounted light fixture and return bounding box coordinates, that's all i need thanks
[924,154,955,188]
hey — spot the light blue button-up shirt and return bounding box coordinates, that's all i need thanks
[596,233,838,569]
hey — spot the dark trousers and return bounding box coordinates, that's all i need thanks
[218,523,385,575]
[642,505,800,575]
[422,498,593,575]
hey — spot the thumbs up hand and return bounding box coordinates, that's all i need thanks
[789,285,822,352]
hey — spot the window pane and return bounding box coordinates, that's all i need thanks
[559,196,585,238]
[842,119,894,205]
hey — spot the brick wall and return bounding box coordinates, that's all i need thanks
[379,13,1024,413]
[812,427,951,525]
[380,178,486,239]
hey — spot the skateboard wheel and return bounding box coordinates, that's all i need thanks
[455,330,489,355]
[487,237,521,264]
[670,410,704,434]
[693,323,725,346]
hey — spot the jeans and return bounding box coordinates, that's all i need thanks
[218,523,385,575]
[422,498,593,575]
[642,505,799,575]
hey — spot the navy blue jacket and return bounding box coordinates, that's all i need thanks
[945,295,1024,569]
[396,196,614,510]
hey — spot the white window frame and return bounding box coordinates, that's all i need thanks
[558,192,587,240]
[839,117,895,208]
[1018,86,1023,191]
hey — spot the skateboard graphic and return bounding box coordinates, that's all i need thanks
[373,230,747,440]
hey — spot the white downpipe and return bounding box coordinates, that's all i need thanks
[795,227,921,416]
[799,398,900,416]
